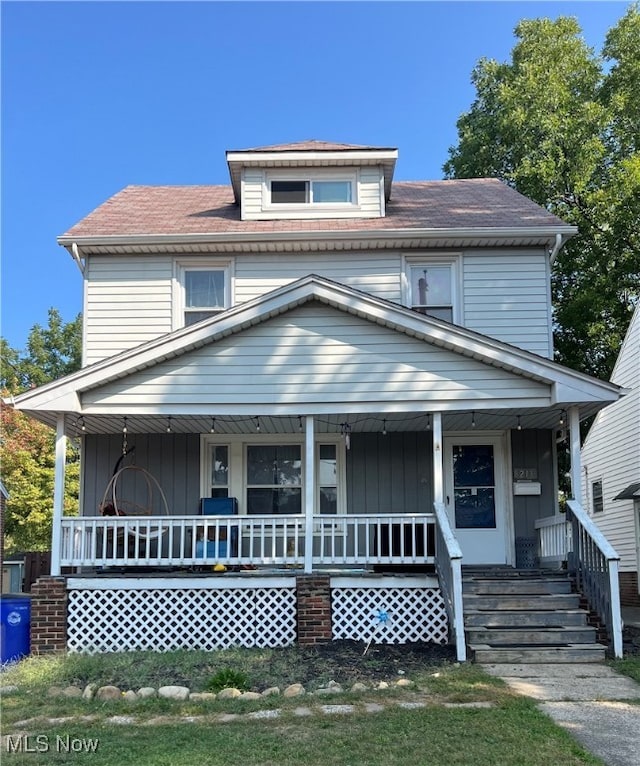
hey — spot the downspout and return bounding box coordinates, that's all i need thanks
[548,233,563,265]
[71,242,85,274]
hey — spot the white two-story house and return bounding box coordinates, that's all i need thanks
[11,140,624,660]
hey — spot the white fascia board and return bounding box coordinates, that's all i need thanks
[57,225,577,251]
[225,149,398,165]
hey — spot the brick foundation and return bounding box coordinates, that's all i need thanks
[296,574,332,646]
[30,576,67,654]
[620,571,640,607]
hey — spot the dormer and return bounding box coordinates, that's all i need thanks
[226,140,398,221]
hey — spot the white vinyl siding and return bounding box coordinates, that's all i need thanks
[84,256,174,365]
[463,251,552,357]
[241,166,383,220]
[234,252,402,304]
[82,304,550,410]
[581,306,640,572]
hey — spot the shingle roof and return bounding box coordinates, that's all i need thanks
[61,178,567,239]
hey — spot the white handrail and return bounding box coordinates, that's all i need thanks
[433,502,466,662]
[566,500,620,560]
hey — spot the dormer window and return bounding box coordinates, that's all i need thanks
[270,179,353,205]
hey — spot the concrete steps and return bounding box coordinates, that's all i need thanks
[463,569,606,664]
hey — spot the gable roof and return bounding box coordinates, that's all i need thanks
[227,140,393,153]
[10,275,620,431]
[59,178,573,247]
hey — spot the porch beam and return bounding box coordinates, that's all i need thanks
[50,414,66,576]
[569,405,581,500]
[304,415,315,574]
[432,412,444,506]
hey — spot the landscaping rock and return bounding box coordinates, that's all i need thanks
[351,682,368,693]
[82,683,96,700]
[283,683,305,698]
[95,685,122,701]
[47,686,65,697]
[376,681,390,690]
[261,686,280,697]
[158,685,190,701]
[240,691,262,701]
[396,678,413,687]
[122,690,138,701]
[217,687,242,700]
[189,692,217,702]
[137,687,157,699]
[63,686,83,698]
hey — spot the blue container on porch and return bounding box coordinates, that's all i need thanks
[1,595,31,664]
[196,497,238,558]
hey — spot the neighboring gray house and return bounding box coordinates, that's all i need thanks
[581,302,640,607]
[9,140,625,659]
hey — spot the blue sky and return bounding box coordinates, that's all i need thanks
[1,0,630,351]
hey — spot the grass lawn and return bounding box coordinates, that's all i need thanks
[1,648,605,766]
[610,655,640,685]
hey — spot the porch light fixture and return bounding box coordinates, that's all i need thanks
[255,417,260,433]
[298,415,303,432]
[382,419,387,436]
[210,418,215,434]
[122,417,128,434]
[517,415,522,431]
[79,416,86,432]
[471,411,476,428]
[340,422,351,450]
[559,410,566,426]
[426,414,432,431]
[166,416,172,434]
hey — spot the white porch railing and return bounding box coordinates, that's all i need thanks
[535,502,623,658]
[535,514,572,563]
[433,502,466,662]
[60,513,436,569]
[566,499,623,658]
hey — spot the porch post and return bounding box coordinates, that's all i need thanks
[50,414,66,577]
[432,412,444,506]
[304,415,315,574]
[568,405,582,501]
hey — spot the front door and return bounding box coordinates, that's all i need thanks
[444,436,508,565]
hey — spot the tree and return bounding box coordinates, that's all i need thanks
[444,5,640,380]
[0,310,82,553]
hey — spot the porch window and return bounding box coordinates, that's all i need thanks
[592,480,604,514]
[246,445,302,515]
[406,259,458,322]
[208,445,229,498]
[318,444,338,514]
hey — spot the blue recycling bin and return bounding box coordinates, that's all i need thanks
[1,595,31,664]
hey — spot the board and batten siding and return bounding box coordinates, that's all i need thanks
[82,433,201,517]
[510,429,556,539]
[581,305,640,572]
[240,166,383,221]
[84,255,174,365]
[462,250,552,358]
[82,303,551,410]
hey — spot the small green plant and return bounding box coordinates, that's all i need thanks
[205,667,250,692]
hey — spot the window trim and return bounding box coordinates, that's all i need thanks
[263,170,358,212]
[200,433,346,516]
[173,258,233,330]
[402,254,462,324]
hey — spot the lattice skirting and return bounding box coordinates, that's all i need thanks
[67,585,297,654]
[332,586,448,644]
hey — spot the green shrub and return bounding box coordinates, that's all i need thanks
[205,667,250,692]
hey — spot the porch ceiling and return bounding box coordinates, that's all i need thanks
[57,405,596,438]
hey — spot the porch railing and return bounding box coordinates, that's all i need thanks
[535,514,572,564]
[565,499,623,658]
[433,502,466,662]
[59,513,436,570]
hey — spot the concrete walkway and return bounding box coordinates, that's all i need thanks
[481,663,640,766]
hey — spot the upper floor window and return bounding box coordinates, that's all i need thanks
[175,260,231,328]
[592,480,604,514]
[268,176,355,207]
[405,258,459,323]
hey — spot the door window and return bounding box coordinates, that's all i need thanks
[452,444,496,529]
